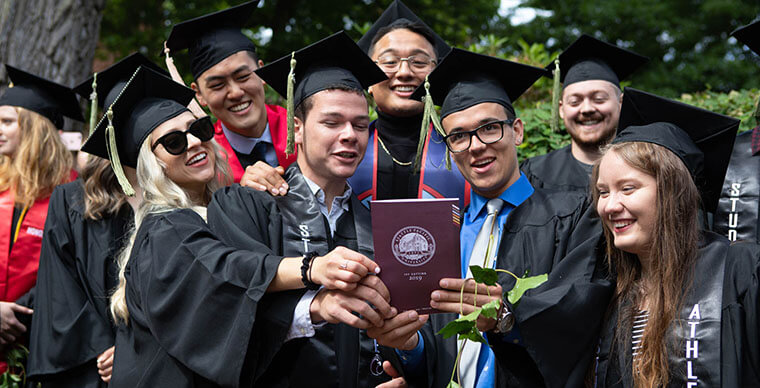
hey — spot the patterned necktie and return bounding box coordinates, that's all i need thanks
[460,198,504,388]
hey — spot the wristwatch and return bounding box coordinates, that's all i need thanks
[493,302,515,334]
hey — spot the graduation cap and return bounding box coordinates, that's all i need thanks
[614,87,740,213]
[255,31,387,154]
[0,65,83,128]
[74,53,167,109]
[81,66,195,195]
[357,0,451,59]
[165,0,259,80]
[74,53,168,135]
[409,48,547,169]
[732,19,760,56]
[547,34,648,88]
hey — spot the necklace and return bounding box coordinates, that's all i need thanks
[377,134,413,166]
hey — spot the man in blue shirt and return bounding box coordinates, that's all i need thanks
[391,48,613,388]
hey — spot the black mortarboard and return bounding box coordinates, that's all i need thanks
[732,19,760,56]
[82,66,194,183]
[74,53,168,109]
[165,1,259,80]
[0,65,84,128]
[255,31,387,154]
[357,0,451,59]
[257,31,387,108]
[410,48,548,119]
[614,87,740,212]
[547,34,648,88]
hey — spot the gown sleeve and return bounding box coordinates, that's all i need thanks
[26,185,115,380]
[127,209,285,387]
[722,241,760,386]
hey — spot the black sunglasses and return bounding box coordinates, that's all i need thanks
[151,116,215,155]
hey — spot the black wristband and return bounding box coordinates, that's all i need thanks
[301,251,320,290]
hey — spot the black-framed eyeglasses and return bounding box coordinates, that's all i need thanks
[374,55,436,73]
[151,116,215,155]
[443,119,513,153]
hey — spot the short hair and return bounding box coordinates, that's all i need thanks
[367,19,438,59]
[293,84,366,122]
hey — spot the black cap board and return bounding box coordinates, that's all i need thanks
[0,65,84,128]
[81,66,195,168]
[732,19,760,56]
[547,34,648,88]
[614,87,740,212]
[357,0,451,60]
[410,48,548,119]
[255,31,387,107]
[74,53,168,109]
[165,0,259,80]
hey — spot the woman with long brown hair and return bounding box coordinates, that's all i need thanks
[0,65,80,349]
[24,54,160,388]
[591,88,760,387]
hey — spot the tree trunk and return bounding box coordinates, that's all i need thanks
[0,0,106,129]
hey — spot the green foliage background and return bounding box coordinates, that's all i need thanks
[97,0,759,161]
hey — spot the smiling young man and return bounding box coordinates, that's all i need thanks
[521,35,648,193]
[403,49,614,388]
[206,32,410,387]
[165,0,293,184]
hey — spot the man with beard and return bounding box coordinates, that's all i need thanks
[521,35,648,192]
[165,1,294,186]
[714,19,760,242]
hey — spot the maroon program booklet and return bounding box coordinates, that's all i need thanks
[371,198,462,314]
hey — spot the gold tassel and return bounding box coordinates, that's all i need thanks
[88,72,98,136]
[105,107,135,196]
[286,52,296,156]
[550,57,561,133]
[415,75,451,171]
[164,41,206,119]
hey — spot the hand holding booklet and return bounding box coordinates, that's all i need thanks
[371,198,462,314]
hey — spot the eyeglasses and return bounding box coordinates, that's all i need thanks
[374,55,436,73]
[151,116,215,155]
[443,119,513,153]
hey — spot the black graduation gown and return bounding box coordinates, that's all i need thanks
[207,165,394,387]
[412,189,613,388]
[594,232,760,387]
[521,145,593,193]
[374,109,424,200]
[25,180,132,388]
[109,208,284,388]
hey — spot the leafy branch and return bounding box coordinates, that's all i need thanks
[437,265,548,388]
[0,345,29,388]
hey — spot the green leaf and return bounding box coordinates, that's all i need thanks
[469,266,498,286]
[507,273,549,305]
[480,299,500,319]
[447,380,461,388]
[458,326,488,344]
[437,309,481,338]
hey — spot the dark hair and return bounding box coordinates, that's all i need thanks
[245,49,260,64]
[368,19,438,59]
[294,84,366,122]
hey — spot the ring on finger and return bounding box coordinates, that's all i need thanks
[340,260,349,270]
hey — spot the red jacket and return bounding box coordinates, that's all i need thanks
[214,104,296,183]
[0,190,50,302]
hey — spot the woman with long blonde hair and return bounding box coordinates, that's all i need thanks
[591,88,760,387]
[0,65,81,349]
[99,66,373,388]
